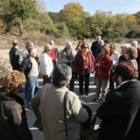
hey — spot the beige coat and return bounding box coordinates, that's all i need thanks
[31,84,88,140]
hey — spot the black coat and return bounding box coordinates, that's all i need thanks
[97,80,140,140]
[91,41,102,58]
[0,91,33,140]
[19,55,39,77]
[9,47,20,70]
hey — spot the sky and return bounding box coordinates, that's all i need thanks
[44,0,140,15]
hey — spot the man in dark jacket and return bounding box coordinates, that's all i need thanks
[91,36,102,59]
[97,61,140,140]
[19,48,39,109]
[9,39,20,70]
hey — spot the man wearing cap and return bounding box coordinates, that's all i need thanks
[40,44,54,85]
[9,39,20,70]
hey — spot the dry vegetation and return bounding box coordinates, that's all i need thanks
[0,31,123,80]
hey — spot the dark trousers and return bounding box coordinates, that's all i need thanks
[109,69,114,91]
[69,72,75,91]
[43,76,51,85]
[79,69,90,95]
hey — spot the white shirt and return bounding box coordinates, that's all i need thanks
[117,79,137,88]
[40,52,54,76]
[111,51,120,66]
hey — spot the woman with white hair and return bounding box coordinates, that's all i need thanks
[131,40,138,48]
[59,41,77,91]
[117,44,131,65]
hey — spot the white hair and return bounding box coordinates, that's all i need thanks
[49,40,54,44]
[96,36,101,40]
[65,41,72,46]
[121,43,131,49]
[131,41,138,48]
[100,40,104,46]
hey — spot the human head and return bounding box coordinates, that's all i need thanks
[96,36,101,42]
[109,43,117,53]
[104,40,109,46]
[49,40,54,47]
[77,40,83,46]
[121,43,131,55]
[44,44,52,55]
[28,48,37,57]
[100,40,104,46]
[26,41,34,49]
[131,41,138,48]
[13,39,18,46]
[2,70,26,93]
[125,47,138,60]
[101,46,110,55]
[65,41,72,50]
[114,61,138,84]
[52,64,72,88]
[81,42,89,51]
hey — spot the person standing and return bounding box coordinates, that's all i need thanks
[9,39,20,70]
[19,41,34,65]
[0,70,32,140]
[40,44,54,85]
[125,47,138,70]
[49,40,59,66]
[117,44,131,64]
[31,64,89,140]
[131,41,140,80]
[75,42,95,96]
[93,46,112,102]
[91,36,102,85]
[91,36,102,59]
[97,61,140,140]
[109,43,120,91]
[19,48,39,109]
[59,41,77,91]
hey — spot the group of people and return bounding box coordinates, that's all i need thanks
[1,36,140,140]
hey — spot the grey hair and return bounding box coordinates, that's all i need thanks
[131,41,138,48]
[65,41,72,47]
[96,36,101,40]
[52,64,72,88]
[121,43,131,49]
[26,41,34,49]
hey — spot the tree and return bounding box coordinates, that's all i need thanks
[57,2,88,39]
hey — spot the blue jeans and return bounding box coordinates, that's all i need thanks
[26,77,39,107]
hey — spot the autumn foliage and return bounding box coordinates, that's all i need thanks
[0,1,140,40]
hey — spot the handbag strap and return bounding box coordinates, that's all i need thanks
[64,91,69,140]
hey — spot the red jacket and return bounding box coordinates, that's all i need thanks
[95,54,112,80]
[75,50,95,75]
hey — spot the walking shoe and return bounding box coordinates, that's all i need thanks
[28,106,32,110]
[92,96,102,101]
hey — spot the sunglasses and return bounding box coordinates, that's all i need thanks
[83,47,88,49]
